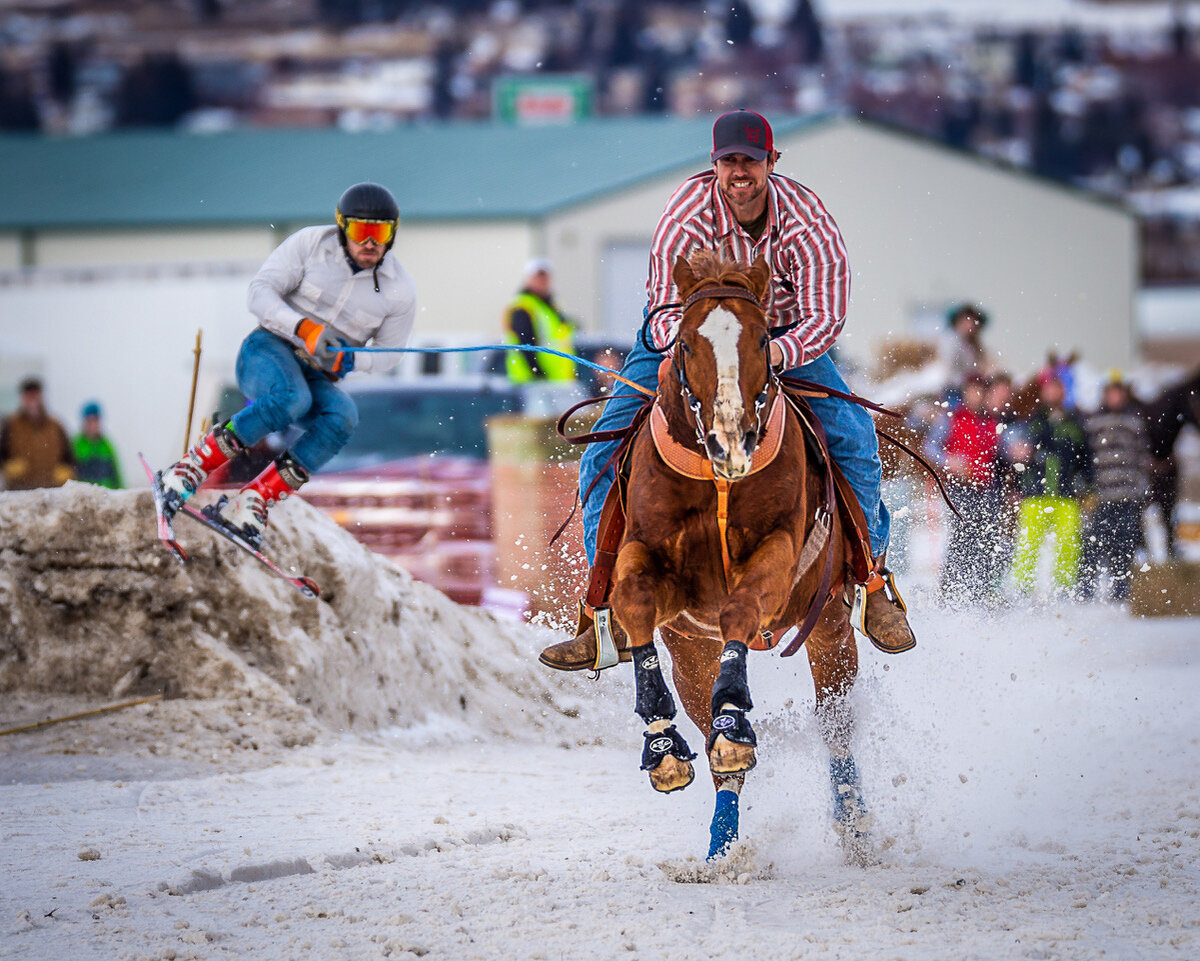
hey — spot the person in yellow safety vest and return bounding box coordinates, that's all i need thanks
[503,259,577,383]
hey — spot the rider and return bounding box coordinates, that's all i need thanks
[156,182,417,546]
[539,109,916,670]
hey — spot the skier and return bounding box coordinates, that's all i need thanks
[154,182,417,547]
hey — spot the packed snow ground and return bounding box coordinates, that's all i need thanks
[3,486,1200,960]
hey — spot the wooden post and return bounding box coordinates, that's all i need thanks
[183,329,203,455]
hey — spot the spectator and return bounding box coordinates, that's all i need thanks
[1079,374,1150,601]
[986,371,1017,423]
[0,377,74,490]
[941,303,992,395]
[985,371,1023,590]
[501,259,577,384]
[936,375,1003,601]
[1009,371,1093,594]
[72,401,123,490]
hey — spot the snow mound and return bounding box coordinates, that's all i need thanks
[0,482,581,739]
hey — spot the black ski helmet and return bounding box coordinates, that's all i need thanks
[335,182,400,252]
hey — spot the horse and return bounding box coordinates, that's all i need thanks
[609,249,875,864]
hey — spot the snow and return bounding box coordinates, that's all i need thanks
[3,484,1200,959]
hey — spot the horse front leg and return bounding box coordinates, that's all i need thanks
[707,531,797,780]
[612,541,695,794]
[660,627,742,859]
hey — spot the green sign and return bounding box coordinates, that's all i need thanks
[494,75,593,125]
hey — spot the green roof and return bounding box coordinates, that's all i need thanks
[0,115,822,230]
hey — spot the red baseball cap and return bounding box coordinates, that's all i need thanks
[711,109,774,162]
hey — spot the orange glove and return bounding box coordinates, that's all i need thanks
[295,319,352,376]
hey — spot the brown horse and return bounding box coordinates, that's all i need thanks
[610,250,874,863]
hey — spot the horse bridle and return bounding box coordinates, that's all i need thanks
[661,283,782,453]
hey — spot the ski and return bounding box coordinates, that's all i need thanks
[138,452,320,599]
[139,451,187,563]
[179,500,321,599]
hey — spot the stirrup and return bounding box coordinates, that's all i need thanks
[592,607,621,672]
[849,569,905,636]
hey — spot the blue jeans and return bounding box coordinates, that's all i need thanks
[579,337,890,563]
[229,327,358,473]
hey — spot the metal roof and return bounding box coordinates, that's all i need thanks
[0,115,823,230]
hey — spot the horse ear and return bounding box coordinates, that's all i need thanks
[747,254,771,301]
[673,255,698,297]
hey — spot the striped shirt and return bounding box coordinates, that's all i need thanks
[1084,408,1150,504]
[646,171,850,370]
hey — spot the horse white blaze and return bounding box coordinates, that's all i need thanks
[698,306,750,477]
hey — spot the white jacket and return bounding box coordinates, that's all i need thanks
[247,225,417,374]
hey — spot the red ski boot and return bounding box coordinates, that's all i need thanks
[212,454,309,549]
[159,425,244,514]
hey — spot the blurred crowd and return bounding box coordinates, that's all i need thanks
[906,303,1165,606]
[2,3,1198,278]
[0,377,121,492]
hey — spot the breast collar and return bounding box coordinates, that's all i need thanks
[650,390,786,481]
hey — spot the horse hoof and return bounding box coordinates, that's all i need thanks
[837,824,880,867]
[649,755,695,793]
[709,734,757,775]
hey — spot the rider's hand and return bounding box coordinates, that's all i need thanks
[296,319,354,375]
[769,342,784,369]
[296,319,339,359]
[330,339,355,378]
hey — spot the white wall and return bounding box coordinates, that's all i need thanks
[776,121,1138,376]
[30,227,277,267]
[393,220,537,344]
[0,268,257,486]
[545,166,702,340]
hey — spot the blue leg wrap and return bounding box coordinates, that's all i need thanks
[829,754,864,824]
[707,789,740,861]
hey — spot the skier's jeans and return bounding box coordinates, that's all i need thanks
[228,328,358,474]
[579,337,890,564]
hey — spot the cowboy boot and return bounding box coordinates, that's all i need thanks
[538,603,632,672]
[848,556,916,654]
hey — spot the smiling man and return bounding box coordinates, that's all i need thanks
[540,109,916,672]
[154,182,417,547]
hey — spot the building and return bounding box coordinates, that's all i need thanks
[0,114,1137,475]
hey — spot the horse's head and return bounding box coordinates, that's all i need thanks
[671,251,774,481]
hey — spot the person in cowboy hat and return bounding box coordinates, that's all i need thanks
[540,108,916,672]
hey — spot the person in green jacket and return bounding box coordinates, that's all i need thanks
[1008,371,1093,592]
[502,259,576,383]
[72,401,123,489]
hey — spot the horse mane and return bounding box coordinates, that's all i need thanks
[686,249,757,293]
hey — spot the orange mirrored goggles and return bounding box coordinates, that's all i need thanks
[341,218,396,245]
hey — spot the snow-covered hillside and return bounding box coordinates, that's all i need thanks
[2,484,1199,960]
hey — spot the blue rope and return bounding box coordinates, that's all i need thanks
[337,343,613,378]
[335,343,655,396]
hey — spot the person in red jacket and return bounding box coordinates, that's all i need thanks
[937,375,1003,600]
